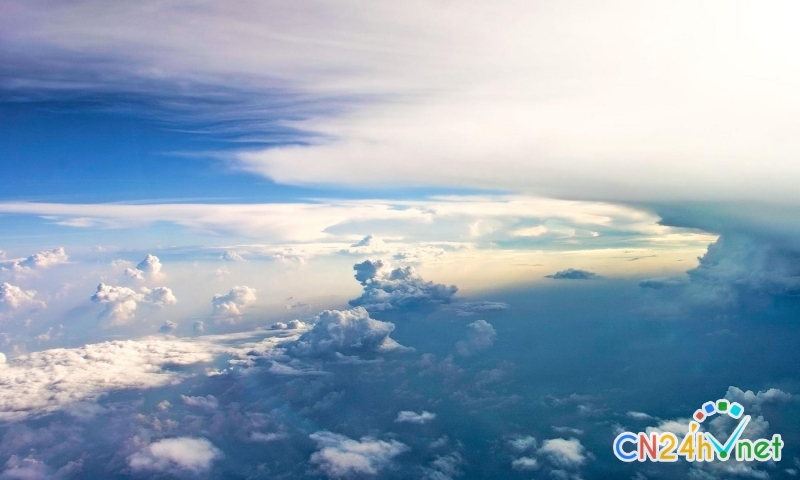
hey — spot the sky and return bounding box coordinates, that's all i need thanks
[1,1,799,479]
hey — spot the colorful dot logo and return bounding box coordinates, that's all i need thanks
[693,399,744,423]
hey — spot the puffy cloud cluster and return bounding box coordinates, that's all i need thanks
[455,320,497,357]
[309,431,408,478]
[0,338,218,420]
[211,286,256,316]
[286,308,407,358]
[270,319,306,330]
[90,284,177,325]
[128,437,222,474]
[545,269,598,280]
[348,260,457,311]
[124,254,163,281]
[394,410,436,424]
[0,283,45,314]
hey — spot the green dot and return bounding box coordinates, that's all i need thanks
[719,451,728,460]
[717,400,728,412]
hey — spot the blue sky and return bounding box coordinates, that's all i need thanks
[1,1,799,479]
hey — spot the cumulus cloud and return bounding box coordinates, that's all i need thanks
[394,410,436,424]
[511,456,538,471]
[309,431,408,478]
[270,319,306,330]
[211,286,256,317]
[91,284,177,325]
[508,436,538,452]
[0,338,218,419]
[0,283,45,314]
[455,320,497,357]
[158,320,177,334]
[181,395,219,410]
[725,386,792,409]
[17,247,68,270]
[345,234,391,255]
[348,260,457,311]
[128,437,222,474]
[545,269,598,280]
[124,254,163,281]
[286,308,407,358]
[537,438,588,469]
[221,250,245,261]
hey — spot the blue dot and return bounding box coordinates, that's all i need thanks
[730,404,742,417]
[704,402,715,414]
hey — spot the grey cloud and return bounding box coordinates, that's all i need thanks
[349,260,457,311]
[449,301,509,316]
[309,431,408,478]
[286,308,408,359]
[545,269,598,280]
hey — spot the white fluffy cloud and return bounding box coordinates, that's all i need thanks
[0,338,218,420]
[349,260,457,311]
[128,437,222,474]
[455,320,497,357]
[124,254,163,281]
[394,410,436,424]
[211,286,256,316]
[0,283,45,313]
[286,308,407,358]
[18,247,68,269]
[537,438,588,469]
[309,431,408,478]
[90,284,177,325]
[345,234,391,255]
[725,385,792,409]
[221,250,245,262]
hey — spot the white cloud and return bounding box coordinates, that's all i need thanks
[18,247,68,269]
[511,456,538,471]
[309,431,408,478]
[349,260,457,311]
[394,410,436,424]
[538,438,588,469]
[508,435,537,452]
[626,411,653,421]
[90,284,177,325]
[646,418,692,438]
[0,283,45,313]
[211,286,256,316]
[0,196,705,249]
[725,385,792,409]
[287,308,408,358]
[221,250,245,262]
[181,395,219,410]
[128,437,222,474]
[345,234,391,255]
[455,320,497,356]
[124,254,163,281]
[0,338,218,420]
